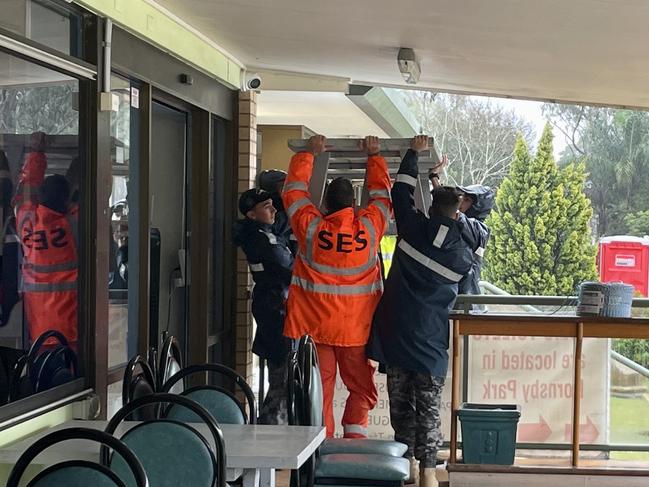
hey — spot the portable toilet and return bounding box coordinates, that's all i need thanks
[598,236,649,297]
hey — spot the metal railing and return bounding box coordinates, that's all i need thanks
[456,280,649,308]
[611,350,649,379]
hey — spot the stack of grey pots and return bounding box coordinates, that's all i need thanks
[577,281,634,318]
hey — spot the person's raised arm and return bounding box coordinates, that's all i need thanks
[281,135,325,246]
[428,154,449,189]
[391,135,431,232]
[360,136,392,235]
[14,132,48,212]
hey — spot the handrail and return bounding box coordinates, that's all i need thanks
[452,281,649,308]
[611,350,649,379]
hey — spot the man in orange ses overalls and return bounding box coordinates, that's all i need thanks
[282,134,392,438]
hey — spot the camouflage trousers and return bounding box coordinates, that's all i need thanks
[386,366,445,468]
[258,357,289,425]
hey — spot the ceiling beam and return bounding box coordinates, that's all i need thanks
[346,84,419,138]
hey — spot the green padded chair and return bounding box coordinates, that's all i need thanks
[101,393,226,487]
[7,427,147,487]
[162,363,256,425]
[296,335,408,457]
[289,336,409,487]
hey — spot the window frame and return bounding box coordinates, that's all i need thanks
[0,14,98,428]
[0,0,90,62]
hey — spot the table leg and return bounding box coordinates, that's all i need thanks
[572,322,584,467]
[242,468,260,487]
[259,468,276,487]
[450,319,460,463]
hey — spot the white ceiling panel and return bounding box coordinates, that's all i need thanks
[154,0,649,108]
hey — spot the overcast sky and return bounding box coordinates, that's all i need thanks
[486,96,568,158]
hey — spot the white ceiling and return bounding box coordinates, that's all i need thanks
[257,91,388,138]
[155,0,649,108]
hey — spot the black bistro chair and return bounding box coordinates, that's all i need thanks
[289,336,409,487]
[10,330,78,401]
[0,345,23,405]
[121,334,182,417]
[122,354,157,421]
[162,363,256,425]
[101,393,227,487]
[7,427,148,487]
[295,336,407,456]
[157,334,183,392]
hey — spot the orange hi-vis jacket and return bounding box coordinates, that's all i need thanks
[282,152,392,347]
[14,152,78,344]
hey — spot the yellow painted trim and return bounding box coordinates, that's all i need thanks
[254,69,350,92]
[74,0,244,89]
[0,404,75,484]
[0,404,75,448]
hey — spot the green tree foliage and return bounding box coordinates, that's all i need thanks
[613,339,649,369]
[543,104,649,237]
[624,211,649,237]
[0,83,78,135]
[483,124,598,295]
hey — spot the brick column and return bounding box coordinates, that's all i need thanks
[235,91,257,385]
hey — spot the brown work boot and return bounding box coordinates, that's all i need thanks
[419,467,438,487]
[406,457,419,484]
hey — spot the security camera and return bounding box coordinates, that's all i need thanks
[241,72,262,91]
[397,48,421,85]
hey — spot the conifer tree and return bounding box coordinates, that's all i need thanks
[484,124,598,295]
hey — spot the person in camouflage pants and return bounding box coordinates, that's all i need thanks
[367,139,484,486]
[258,357,289,425]
[386,366,445,470]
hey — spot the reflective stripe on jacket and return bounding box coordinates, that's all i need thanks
[282,151,392,346]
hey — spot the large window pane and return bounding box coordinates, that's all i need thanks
[0,50,82,405]
[0,0,83,58]
[608,337,649,461]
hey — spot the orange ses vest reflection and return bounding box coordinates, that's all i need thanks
[14,152,78,346]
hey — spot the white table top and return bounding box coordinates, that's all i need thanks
[0,420,325,471]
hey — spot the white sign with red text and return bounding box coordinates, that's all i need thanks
[332,331,609,444]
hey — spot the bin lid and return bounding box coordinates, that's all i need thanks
[458,403,521,419]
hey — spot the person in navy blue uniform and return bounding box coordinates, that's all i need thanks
[454,184,494,302]
[258,169,297,255]
[233,188,294,424]
[367,136,487,487]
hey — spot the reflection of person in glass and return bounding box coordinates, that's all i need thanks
[13,132,78,348]
[0,150,18,327]
[0,151,13,228]
[109,200,128,290]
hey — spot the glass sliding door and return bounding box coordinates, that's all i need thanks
[150,100,189,355]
